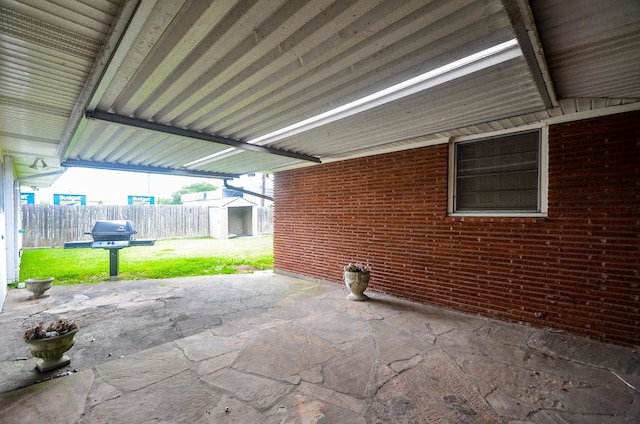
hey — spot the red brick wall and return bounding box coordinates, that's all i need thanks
[273,110,640,346]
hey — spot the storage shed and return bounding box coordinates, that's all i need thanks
[208,197,257,239]
[182,190,258,239]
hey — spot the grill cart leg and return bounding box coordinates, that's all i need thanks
[109,249,120,280]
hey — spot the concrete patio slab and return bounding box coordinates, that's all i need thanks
[0,272,638,423]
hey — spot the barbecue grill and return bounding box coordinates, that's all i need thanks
[64,220,155,280]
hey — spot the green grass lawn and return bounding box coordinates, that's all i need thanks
[19,236,273,286]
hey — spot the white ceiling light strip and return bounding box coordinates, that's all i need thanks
[184,148,237,167]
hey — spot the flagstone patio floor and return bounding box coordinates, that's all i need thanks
[0,272,638,423]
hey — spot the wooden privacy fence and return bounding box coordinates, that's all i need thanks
[21,204,274,248]
[21,204,211,248]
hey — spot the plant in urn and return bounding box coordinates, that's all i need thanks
[343,263,371,301]
[23,319,79,372]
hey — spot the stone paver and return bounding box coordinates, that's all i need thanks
[0,370,93,424]
[0,272,638,423]
[95,342,192,391]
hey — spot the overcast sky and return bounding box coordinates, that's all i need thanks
[25,168,267,205]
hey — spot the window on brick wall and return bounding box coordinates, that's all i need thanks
[449,128,547,216]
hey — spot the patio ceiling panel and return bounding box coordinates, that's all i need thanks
[530,0,640,99]
[67,119,235,169]
[266,56,545,159]
[321,94,640,163]
[0,104,69,144]
[0,0,124,183]
[104,0,466,129]
[195,149,309,176]
[2,0,639,187]
[66,0,521,176]
[198,0,513,140]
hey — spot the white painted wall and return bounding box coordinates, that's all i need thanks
[2,156,16,285]
[0,213,6,312]
[0,155,8,311]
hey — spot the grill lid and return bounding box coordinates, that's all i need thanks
[87,220,137,241]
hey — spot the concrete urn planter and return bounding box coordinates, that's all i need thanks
[25,277,54,299]
[343,271,370,301]
[25,329,78,372]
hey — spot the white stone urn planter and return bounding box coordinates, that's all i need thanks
[343,263,371,301]
[344,271,370,301]
[25,329,78,372]
[24,320,78,372]
[25,277,54,299]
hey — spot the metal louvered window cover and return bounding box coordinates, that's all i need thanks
[454,130,541,212]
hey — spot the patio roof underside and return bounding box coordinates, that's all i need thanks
[1,0,639,186]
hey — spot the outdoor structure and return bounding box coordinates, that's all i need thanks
[182,189,260,239]
[0,1,639,347]
[209,197,257,239]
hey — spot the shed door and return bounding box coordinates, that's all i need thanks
[228,206,253,237]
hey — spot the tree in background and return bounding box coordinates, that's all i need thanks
[158,182,217,204]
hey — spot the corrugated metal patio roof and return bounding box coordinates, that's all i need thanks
[1,0,639,186]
